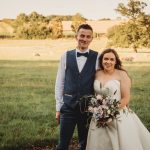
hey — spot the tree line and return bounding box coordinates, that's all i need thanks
[2,0,150,52]
[13,12,86,39]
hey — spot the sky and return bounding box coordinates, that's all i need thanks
[0,0,150,20]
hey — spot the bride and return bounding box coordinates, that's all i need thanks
[86,49,150,150]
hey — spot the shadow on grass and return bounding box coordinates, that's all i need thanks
[0,139,57,150]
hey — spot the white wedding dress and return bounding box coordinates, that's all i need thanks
[86,80,150,150]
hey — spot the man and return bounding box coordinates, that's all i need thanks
[55,24,99,150]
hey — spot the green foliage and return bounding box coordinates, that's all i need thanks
[13,12,51,39]
[13,13,29,34]
[12,12,88,39]
[28,11,45,23]
[13,13,29,27]
[116,0,147,20]
[107,21,146,51]
[16,22,51,39]
[136,14,150,47]
[107,24,130,48]
[49,17,63,39]
[10,12,89,39]
[108,0,150,52]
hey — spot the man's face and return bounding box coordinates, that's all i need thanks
[76,28,93,51]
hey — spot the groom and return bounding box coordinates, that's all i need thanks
[55,24,99,150]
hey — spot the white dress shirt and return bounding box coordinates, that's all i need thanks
[55,49,99,111]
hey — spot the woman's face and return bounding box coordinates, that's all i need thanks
[102,52,116,71]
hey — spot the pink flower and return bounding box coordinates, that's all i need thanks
[96,94,102,100]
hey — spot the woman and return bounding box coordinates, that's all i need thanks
[86,49,150,150]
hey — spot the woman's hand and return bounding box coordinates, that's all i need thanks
[120,71,131,108]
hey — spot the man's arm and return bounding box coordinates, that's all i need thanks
[55,52,66,124]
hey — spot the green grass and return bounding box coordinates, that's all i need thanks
[0,61,58,150]
[0,60,150,150]
[126,63,150,128]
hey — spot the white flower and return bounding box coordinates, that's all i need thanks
[93,107,99,113]
[88,106,94,112]
[96,94,102,100]
[107,110,111,114]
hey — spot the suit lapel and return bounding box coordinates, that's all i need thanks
[71,50,80,74]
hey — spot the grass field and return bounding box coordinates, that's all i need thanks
[0,60,150,150]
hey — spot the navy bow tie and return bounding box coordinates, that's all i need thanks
[77,52,89,57]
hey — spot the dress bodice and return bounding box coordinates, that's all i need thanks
[94,79,121,101]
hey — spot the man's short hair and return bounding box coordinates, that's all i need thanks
[77,24,93,33]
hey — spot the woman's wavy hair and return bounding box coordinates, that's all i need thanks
[99,48,124,71]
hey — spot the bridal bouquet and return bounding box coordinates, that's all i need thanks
[81,88,120,127]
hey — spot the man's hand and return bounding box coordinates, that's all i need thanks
[56,111,60,124]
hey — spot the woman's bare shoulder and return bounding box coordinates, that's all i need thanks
[117,70,131,85]
[118,70,128,78]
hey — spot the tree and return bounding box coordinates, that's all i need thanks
[136,13,150,48]
[71,13,86,33]
[13,13,29,29]
[28,11,45,23]
[107,24,130,48]
[116,0,147,21]
[49,17,63,39]
[13,13,28,37]
[111,0,150,52]
[107,22,144,52]
[14,12,51,39]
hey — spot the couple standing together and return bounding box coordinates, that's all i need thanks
[55,24,150,150]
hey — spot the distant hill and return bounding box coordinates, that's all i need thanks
[0,19,14,35]
[62,20,124,34]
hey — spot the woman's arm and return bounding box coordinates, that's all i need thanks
[120,71,131,109]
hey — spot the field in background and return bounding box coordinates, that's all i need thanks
[0,60,150,150]
[0,39,150,61]
[0,39,150,149]
[0,21,14,34]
